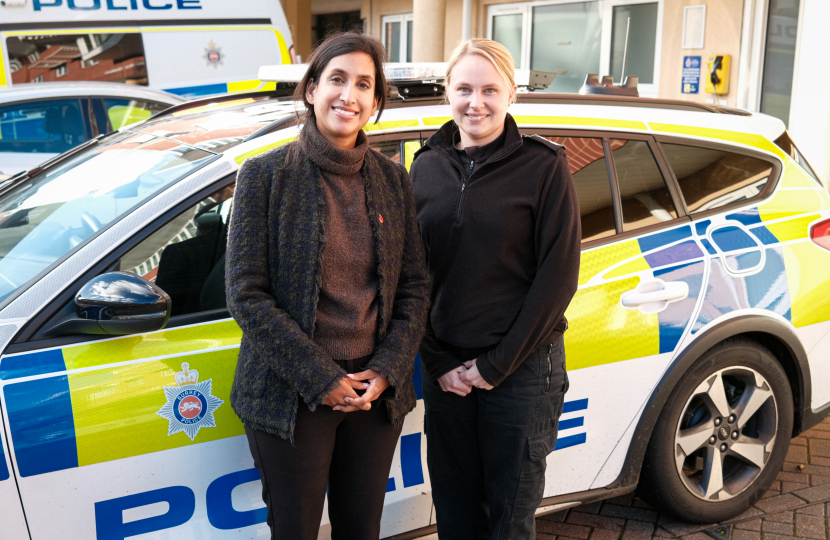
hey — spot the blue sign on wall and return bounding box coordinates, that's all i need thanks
[682,56,701,94]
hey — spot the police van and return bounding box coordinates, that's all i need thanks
[1,65,830,539]
[0,0,293,98]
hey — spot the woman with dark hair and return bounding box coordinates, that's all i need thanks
[226,32,429,540]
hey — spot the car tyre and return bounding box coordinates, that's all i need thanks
[637,338,793,523]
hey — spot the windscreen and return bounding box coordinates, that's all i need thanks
[0,131,214,304]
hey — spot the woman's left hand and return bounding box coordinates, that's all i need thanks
[337,370,391,411]
[458,359,494,390]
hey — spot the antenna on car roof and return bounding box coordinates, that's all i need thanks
[620,17,631,85]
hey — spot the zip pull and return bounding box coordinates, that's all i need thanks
[469,160,474,174]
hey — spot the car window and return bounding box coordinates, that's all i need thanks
[0,99,88,154]
[661,143,774,214]
[775,130,822,186]
[543,136,616,242]
[370,140,403,163]
[0,130,214,305]
[610,139,678,232]
[102,98,170,131]
[120,185,234,317]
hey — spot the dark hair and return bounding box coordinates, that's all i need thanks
[293,31,388,124]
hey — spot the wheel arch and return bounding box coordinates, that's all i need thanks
[611,314,811,490]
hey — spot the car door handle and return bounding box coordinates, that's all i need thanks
[620,279,689,314]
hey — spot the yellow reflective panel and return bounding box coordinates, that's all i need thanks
[62,319,242,371]
[364,119,419,132]
[423,116,452,126]
[780,162,817,188]
[578,239,641,286]
[564,277,660,370]
[765,214,822,243]
[234,135,298,164]
[648,123,788,161]
[404,140,421,172]
[513,115,647,131]
[782,242,830,327]
[69,348,243,467]
[0,40,6,87]
[227,80,264,93]
[107,106,153,131]
[274,29,291,64]
[603,256,650,279]
[759,190,822,222]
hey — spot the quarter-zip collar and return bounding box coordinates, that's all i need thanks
[424,113,524,181]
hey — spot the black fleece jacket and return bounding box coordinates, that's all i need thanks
[410,114,581,387]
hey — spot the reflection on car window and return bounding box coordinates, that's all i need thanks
[544,136,616,242]
[6,34,148,85]
[121,186,234,317]
[774,131,822,186]
[662,143,773,213]
[102,99,169,131]
[0,99,88,154]
[611,139,678,232]
[0,131,214,305]
[370,140,402,163]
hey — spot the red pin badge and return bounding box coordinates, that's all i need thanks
[379,214,384,224]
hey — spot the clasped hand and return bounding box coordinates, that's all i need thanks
[437,359,494,396]
[323,369,389,412]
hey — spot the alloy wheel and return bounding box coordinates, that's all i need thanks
[674,366,778,501]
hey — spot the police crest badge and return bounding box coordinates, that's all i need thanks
[156,362,224,441]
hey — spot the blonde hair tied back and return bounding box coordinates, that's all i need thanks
[443,38,517,104]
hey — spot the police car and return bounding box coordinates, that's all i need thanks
[1,64,829,539]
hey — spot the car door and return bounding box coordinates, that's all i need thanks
[0,179,265,540]
[510,131,709,496]
[0,406,29,540]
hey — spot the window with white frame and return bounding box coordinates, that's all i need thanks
[382,13,413,63]
[487,0,662,96]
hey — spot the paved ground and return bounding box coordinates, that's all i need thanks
[535,416,830,540]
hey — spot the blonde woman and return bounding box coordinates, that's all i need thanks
[410,39,581,539]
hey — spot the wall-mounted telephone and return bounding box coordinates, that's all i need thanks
[705,55,731,95]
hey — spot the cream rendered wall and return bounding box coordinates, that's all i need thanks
[362,0,416,41]
[658,0,744,106]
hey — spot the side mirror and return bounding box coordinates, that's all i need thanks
[46,272,171,337]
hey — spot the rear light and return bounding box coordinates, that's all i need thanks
[811,218,830,251]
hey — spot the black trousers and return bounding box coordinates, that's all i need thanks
[423,338,568,540]
[245,358,403,540]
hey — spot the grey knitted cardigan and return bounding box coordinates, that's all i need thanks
[226,134,430,441]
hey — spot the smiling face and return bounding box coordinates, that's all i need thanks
[447,53,517,148]
[306,51,379,149]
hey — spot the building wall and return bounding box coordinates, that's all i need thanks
[789,0,830,184]
[280,0,313,61]
[362,0,415,42]
[658,0,744,106]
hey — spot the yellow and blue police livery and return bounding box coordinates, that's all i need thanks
[0,68,829,539]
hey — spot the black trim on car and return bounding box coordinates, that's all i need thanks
[602,138,624,234]
[8,172,236,350]
[607,315,812,490]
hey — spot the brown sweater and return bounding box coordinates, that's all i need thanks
[300,119,378,360]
